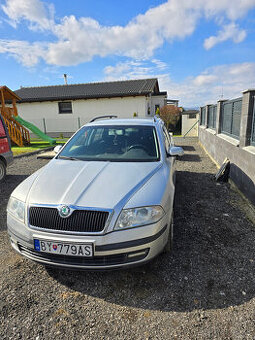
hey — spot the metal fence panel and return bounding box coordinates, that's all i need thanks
[201,107,206,125]
[222,102,232,135]
[251,96,255,146]
[208,105,216,129]
[232,100,242,138]
[221,98,242,139]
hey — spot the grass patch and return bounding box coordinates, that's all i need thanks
[12,138,68,156]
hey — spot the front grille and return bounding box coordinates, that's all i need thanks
[29,207,109,233]
[18,244,149,267]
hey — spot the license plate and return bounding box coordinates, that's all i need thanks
[34,239,93,257]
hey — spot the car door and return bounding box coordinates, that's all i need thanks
[161,124,175,215]
[0,116,10,155]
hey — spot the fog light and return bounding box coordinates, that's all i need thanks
[127,250,148,258]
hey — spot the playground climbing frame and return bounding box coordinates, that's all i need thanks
[0,86,30,147]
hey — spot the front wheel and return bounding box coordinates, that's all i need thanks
[164,214,173,253]
[0,160,6,182]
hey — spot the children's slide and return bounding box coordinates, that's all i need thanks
[14,116,56,145]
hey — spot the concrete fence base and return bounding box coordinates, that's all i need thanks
[199,127,255,205]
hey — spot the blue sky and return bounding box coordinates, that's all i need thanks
[0,0,255,106]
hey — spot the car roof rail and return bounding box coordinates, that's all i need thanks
[90,115,118,123]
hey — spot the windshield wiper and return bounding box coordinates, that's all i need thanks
[58,155,80,161]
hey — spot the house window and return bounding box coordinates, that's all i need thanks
[188,114,196,119]
[58,102,72,114]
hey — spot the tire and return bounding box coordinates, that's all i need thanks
[164,214,173,253]
[0,159,6,182]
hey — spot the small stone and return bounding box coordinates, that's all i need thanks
[184,276,188,281]
[220,291,225,296]
[200,312,207,320]
[223,213,229,217]
[242,291,246,296]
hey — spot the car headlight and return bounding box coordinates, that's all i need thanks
[115,206,165,230]
[7,197,25,222]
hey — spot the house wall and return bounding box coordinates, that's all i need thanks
[182,113,199,136]
[151,95,166,116]
[17,96,147,136]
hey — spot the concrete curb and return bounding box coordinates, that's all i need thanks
[14,147,54,159]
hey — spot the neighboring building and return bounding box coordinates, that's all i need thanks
[15,78,168,136]
[181,109,199,137]
[164,99,179,107]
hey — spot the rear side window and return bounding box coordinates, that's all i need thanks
[162,126,171,153]
[0,119,6,137]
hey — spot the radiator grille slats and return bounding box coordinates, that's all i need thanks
[29,207,109,233]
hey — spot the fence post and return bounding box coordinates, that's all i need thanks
[216,100,226,135]
[43,118,47,134]
[199,107,202,125]
[205,105,210,128]
[239,89,255,148]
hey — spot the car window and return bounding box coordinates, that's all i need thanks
[162,126,170,153]
[59,125,160,162]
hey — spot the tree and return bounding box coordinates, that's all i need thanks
[159,105,181,131]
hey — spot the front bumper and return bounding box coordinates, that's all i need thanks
[7,214,170,270]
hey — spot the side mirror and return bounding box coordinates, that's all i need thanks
[54,145,63,154]
[168,146,184,157]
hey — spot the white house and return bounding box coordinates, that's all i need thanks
[15,78,168,136]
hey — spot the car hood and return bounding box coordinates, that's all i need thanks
[26,159,162,209]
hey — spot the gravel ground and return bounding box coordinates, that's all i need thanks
[0,138,255,340]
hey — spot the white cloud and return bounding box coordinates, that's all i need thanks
[2,0,54,30]
[169,63,255,106]
[104,59,170,82]
[0,39,46,66]
[193,74,218,86]
[104,60,255,107]
[202,0,255,20]
[1,0,254,107]
[204,23,246,49]
[1,0,255,66]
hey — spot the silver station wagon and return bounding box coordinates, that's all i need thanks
[7,117,183,270]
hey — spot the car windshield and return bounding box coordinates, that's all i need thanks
[58,125,160,162]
